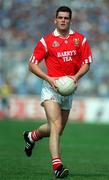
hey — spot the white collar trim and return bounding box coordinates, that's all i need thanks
[53,29,74,36]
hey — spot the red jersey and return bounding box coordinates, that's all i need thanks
[29,29,92,77]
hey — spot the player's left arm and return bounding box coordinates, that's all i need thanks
[74,37,92,81]
[74,63,90,81]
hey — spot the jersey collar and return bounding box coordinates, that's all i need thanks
[53,29,74,37]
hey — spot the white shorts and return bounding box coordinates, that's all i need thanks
[41,81,74,110]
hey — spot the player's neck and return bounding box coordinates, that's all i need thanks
[57,29,70,38]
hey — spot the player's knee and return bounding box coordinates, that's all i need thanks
[53,122,62,135]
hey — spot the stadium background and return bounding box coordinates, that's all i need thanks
[0,0,109,122]
[1,1,109,180]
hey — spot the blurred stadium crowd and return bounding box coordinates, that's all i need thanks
[0,0,109,97]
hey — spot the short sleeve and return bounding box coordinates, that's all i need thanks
[29,38,47,64]
[81,38,93,64]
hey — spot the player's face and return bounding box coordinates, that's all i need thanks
[55,12,71,33]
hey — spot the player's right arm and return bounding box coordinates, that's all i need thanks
[29,38,57,89]
[29,62,57,90]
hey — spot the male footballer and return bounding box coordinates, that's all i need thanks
[23,6,92,178]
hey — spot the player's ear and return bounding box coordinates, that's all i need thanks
[54,19,57,24]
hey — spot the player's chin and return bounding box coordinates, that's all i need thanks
[61,27,69,32]
[59,25,67,30]
[60,26,67,30]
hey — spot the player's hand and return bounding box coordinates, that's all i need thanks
[68,76,78,93]
[46,76,58,91]
[68,76,78,86]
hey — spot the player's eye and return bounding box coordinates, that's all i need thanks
[57,16,70,20]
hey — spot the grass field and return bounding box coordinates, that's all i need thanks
[0,119,109,180]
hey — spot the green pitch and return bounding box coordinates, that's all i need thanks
[0,120,109,180]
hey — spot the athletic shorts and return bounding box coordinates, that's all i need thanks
[41,80,73,110]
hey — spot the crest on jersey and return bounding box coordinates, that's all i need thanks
[52,41,60,47]
[73,38,80,46]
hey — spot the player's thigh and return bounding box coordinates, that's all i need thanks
[43,100,62,125]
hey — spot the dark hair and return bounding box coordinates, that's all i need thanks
[56,6,72,19]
